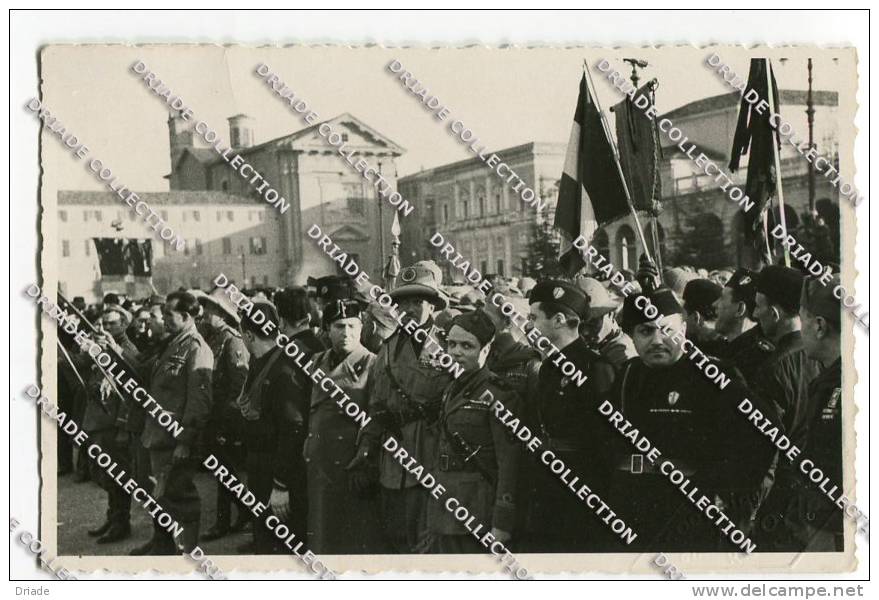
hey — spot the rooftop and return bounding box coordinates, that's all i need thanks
[57,190,266,207]
[661,89,838,121]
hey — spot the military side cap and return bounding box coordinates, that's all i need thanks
[322,299,363,327]
[801,273,841,329]
[621,287,682,332]
[529,279,589,319]
[449,308,496,347]
[756,265,804,314]
[308,275,356,302]
[683,279,722,315]
[241,299,280,335]
[726,268,757,299]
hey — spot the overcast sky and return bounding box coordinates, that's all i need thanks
[38,45,855,192]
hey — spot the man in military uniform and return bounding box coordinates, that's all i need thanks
[83,305,142,544]
[306,299,386,554]
[276,286,325,356]
[682,278,723,347]
[751,266,822,550]
[576,277,636,372]
[196,289,250,541]
[238,300,310,554]
[358,260,454,553]
[796,274,843,551]
[710,268,770,385]
[607,287,778,551]
[483,294,540,399]
[139,291,213,555]
[429,310,520,553]
[520,280,616,552]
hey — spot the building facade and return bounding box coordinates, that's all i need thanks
[398,90,841,280]
[398,142,567,283]
[600,89,841,272]
[56,190,282,301]
[57,112,406,301]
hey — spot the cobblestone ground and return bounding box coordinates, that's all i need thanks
[57,461,252,557]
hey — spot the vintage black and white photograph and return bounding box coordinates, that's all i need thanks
[25,39,862,579]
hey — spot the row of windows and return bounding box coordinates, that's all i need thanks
[58,208,266,224]
[155,274,271,291]
[61,236,269,258]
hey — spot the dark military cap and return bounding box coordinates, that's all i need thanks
[240,299,280,338]
[449,309,497,347]
[726,268,757,298]
[683,279,722,316]
[621,287,682,333]
[801,273,841,329]
[322,299,363,328]
[308,275,356,302]
[756,265,804,314]
[529,279,590,319]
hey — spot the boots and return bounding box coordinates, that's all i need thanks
[175,520,200,554]
[129,538,154,556]
[97,522,131,544]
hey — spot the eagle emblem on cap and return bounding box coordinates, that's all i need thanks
[739,275,752,285]
[401,267,417,282]
[667,391,680,406]
[552,287,565,299]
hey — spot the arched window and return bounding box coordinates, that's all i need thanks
[592,228,610,260]
[616,225,637,270]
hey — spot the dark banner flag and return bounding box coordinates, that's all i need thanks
[93,238,153,277]
[728,58,781,244]
[555,73,631,275]
[614,82,662,212]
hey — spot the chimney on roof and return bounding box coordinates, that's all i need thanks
[168,112,194,160]
[228,114,255,149]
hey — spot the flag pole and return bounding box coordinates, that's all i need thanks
[582,60,654,265]
[764,58,791,267]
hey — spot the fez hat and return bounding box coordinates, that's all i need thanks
[756,265,804,314]
[390,260,448,309]
[308,275,356,303]
[683,279,722,316]
[449,309,497,347]
[801,273,842,329]
[199,286,241,324]
[322,299,363,328]
[529,279,590,319]
[576,276,620,319]
[621,287,683,333]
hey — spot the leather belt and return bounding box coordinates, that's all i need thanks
[438,453,480,473]
[616,454,696,475]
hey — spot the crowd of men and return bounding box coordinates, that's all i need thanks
[57,254,844,556]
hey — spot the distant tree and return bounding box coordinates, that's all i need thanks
[526,215,564,278]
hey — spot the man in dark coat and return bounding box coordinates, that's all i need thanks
[83,305,142,544]
[197,289,250,541]
[751,266,822,550]
[520,280,617,552]
[795,274,844,551]
[306,299,385,554]
[607,287,778,552]
[238,299,310,554]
